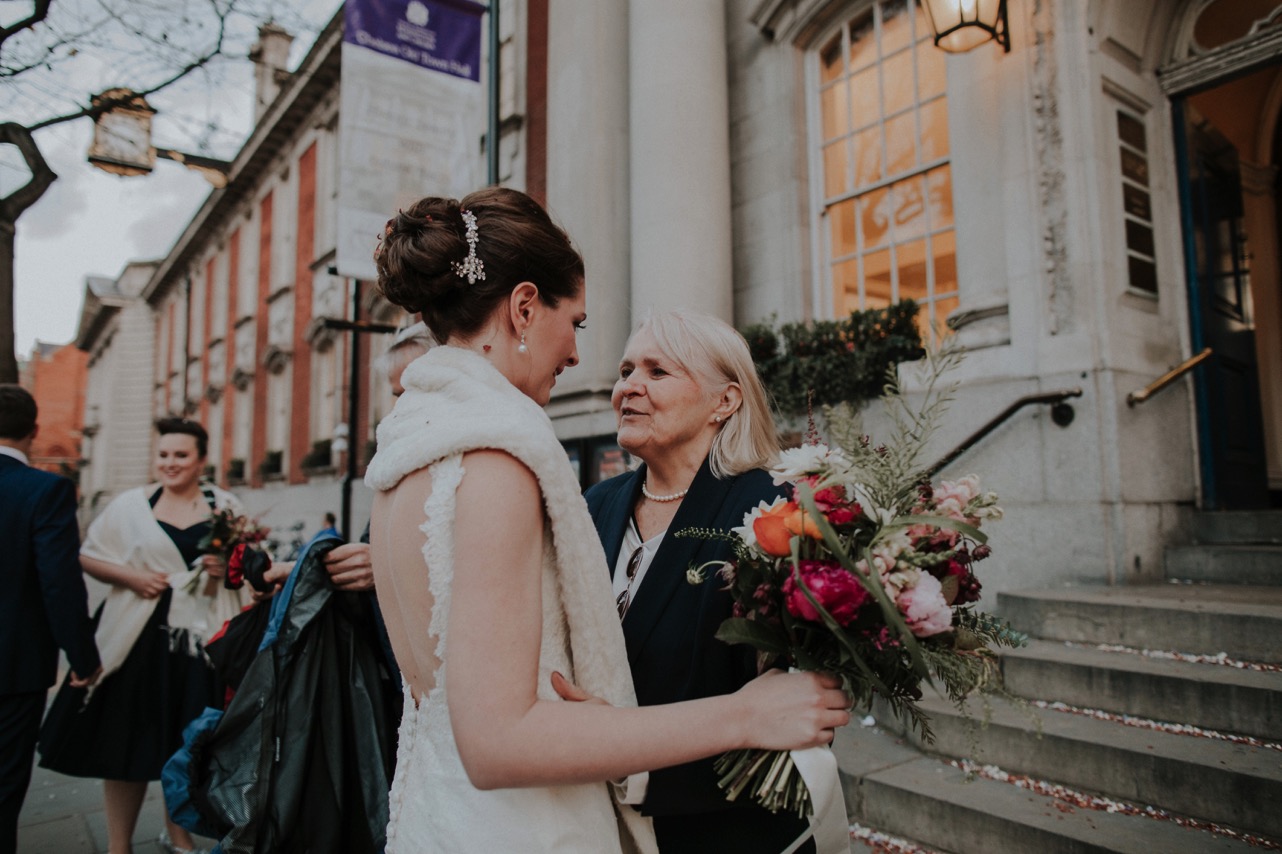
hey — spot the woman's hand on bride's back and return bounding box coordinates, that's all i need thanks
[733,669,850,751]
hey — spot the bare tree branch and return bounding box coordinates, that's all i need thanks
[0,123,57,223]
[26,0,235,133]
[0,0,53,43]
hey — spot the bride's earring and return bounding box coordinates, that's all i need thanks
[518,330,529,354]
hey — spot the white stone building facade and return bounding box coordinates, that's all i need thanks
[80,0,1281,589]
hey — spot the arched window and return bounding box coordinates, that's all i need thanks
[812,0,956,341]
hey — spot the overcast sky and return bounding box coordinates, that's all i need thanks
[3,0,340,358]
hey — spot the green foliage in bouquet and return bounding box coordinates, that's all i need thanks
[680,341,1027,817]
[741,300,925,416]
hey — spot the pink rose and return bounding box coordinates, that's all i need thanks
[783,560,869,626]
[898,572,953,637]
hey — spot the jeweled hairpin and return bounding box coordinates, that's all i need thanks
[451,209,486,285]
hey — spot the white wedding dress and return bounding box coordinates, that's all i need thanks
[383,456,628,853]
[366,346,656,854]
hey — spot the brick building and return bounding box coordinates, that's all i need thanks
[21,340,88,477]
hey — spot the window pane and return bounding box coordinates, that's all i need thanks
[850,67,880,128]
[820,33,844,84]
[853,126,883,187]
[863,249,893,307]
[1125,219,1155,257]
[916,37,947,101]
[821,81,850,140]
[814,1,954,323]
[860,186,892,249]
[830,199,857,257]
[881,50,915,116]
[926,164,953,229]
[897,239,928,301]
[919,97,948,162]
[1117,111,1146,152]
[893,176,927,241]
[885,111,917,175]
[849,14,876,71]
[824,140,848,197]
[834,258,861,314]
[880,0,913,56]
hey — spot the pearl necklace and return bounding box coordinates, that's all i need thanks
[641,478,689,503]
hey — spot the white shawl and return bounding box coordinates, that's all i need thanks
[365,345,657,854]
[83,484,250,689]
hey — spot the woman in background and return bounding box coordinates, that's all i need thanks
[40,417,246,854]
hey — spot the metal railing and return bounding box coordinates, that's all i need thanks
[1126,347,1212,407]
[925,388,1084,478]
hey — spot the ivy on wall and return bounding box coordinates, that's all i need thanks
[742,300,925,416]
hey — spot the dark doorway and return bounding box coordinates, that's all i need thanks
[1174,100,1270,509]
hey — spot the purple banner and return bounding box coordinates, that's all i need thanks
[345,0,485,82]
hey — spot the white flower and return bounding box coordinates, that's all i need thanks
[883,565,920,596]
[847,481,897,526]
[770,443,848,485]
[732,496,791,552]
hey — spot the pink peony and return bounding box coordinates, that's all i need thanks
[783,560,869,626]
[813,485,846,511]
[825,506,857,526]
[897,572,953,637]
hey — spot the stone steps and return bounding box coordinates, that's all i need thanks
[997,584,1282,662]
[1000,638,1282,740]
[1164,544,1282,585]
[881,693,1282,841]
[834,724,1262,854]
[837,509,1282,851]
[1192,510,1282,545]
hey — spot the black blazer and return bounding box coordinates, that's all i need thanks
[585,458,787,817]
[0,454,100,694]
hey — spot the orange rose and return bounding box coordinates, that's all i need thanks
[753,501,799,557]
[785,507,823,541]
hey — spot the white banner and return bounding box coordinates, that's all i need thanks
[336,0,487,281]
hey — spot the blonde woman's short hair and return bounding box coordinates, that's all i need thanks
[376,321,436,380]
[635,309,778,478]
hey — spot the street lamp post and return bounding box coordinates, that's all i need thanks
[321,279,396,539]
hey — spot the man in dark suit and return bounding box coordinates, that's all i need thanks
[0,384,100,854]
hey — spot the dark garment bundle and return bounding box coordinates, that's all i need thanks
[163,535,401,854]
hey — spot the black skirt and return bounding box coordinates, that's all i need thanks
[38,589,223,782]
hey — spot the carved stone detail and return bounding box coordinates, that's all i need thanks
[1031,0,1070,335]
[231,367,253,391]
[263,344,293,375]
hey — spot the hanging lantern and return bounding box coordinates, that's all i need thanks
[87,89,157,177]
[922,0,1010,53]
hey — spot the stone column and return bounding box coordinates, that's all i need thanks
[545,0,631,402]
[628,0,733,322]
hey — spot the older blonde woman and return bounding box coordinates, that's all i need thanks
[584,310,817,854]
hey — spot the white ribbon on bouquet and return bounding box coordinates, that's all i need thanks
[781,744,850,854]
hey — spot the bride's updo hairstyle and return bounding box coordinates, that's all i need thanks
[374,186,585,343]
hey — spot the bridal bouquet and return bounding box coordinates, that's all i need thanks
[684,349,1026,817]
[195,507,270,592]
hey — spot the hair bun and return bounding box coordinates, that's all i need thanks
[374,198,473,314]
[372,186,585,343]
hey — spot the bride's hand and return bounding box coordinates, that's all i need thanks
[550,671,611,706]
[732,669,850,751]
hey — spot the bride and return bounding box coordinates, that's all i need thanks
[365,187,849,853]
